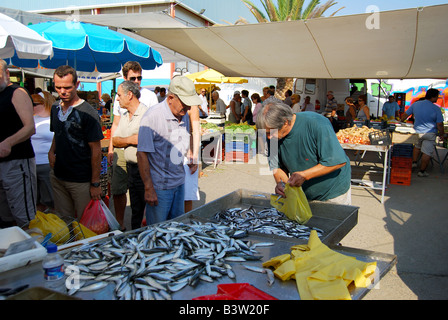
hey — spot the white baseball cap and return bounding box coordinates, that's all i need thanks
[169,76,203,106]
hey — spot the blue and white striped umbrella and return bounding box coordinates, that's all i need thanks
[11,20,163,73]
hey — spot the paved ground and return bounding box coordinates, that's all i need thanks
[118,146,448,300]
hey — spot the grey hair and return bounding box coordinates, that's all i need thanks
[0,59,7,72]
[119,80,141,99]
[256,101,293,130]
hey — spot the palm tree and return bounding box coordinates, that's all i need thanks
[241,0,345,99]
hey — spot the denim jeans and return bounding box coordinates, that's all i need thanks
[145,184,185,225]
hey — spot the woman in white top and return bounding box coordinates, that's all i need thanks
[31,92,55,212]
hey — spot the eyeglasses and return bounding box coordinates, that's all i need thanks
[129,76,143,81]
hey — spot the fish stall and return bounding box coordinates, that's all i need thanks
[0,189,396,300]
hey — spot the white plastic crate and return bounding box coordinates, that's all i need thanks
[0,227,47,273]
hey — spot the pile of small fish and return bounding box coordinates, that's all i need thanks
[214,207,324,239]
[63,220,273,300]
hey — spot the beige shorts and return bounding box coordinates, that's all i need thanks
[111,148,128,195]
[415,133,437,156]
[327,186,352,206]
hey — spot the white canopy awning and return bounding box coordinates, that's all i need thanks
[130,4,448,79]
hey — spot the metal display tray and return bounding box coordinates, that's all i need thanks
[0,190,398,300]
[180,189,359,246]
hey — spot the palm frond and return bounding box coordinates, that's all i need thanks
[241,0,344,22]
[235,16,250,24]
[302,0,320,19]
[265,0,280,22]
[288,0,305,20]
[328,6,345,17]
[308,1,345,18]
[242,0,268,22]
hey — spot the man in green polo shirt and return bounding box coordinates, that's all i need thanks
[257,101,351,204]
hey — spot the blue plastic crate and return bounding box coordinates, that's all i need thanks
[225,142,250,153]
[226,141,243,151]
[392,144,413,158]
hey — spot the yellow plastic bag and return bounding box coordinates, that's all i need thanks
[270,184,312,224]
[29,211,70,245]
[72,221,97,241]
[264,230,378,300]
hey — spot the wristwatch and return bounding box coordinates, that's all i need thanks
[90,182,101,188]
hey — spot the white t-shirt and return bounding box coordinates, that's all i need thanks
[113,88,158,117]
[291,103,302,113]
[31,115,54,165]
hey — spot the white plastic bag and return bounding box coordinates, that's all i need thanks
[99,199,120,231]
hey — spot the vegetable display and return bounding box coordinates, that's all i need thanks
[336,126,380,145]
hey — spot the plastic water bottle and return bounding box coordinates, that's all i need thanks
[42,244,66,293]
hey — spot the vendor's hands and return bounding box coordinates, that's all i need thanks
[288,171,307,188]
[275,181,286,198]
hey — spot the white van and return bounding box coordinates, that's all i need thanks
[294,78,448,119]
[293,78,385,118]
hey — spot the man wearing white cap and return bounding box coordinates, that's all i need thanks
[137,76,201,224]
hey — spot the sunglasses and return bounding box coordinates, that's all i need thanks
[129,76,143,81]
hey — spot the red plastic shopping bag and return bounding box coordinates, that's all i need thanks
[80,200,109,235]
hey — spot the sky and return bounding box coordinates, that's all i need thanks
[241,0,448,21]
[2,1,448,23]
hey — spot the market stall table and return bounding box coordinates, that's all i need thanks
[341,143,391,203]
[0,234,396,301]
[0,189,396,300]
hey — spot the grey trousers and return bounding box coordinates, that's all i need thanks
[0,158,37,227]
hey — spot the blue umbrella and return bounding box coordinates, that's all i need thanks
[11,20,162,73]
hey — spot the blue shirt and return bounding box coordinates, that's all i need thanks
[269,112,351,201]
[406,100,443,134]
[382,101,400,118]
[137,100,190,190]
